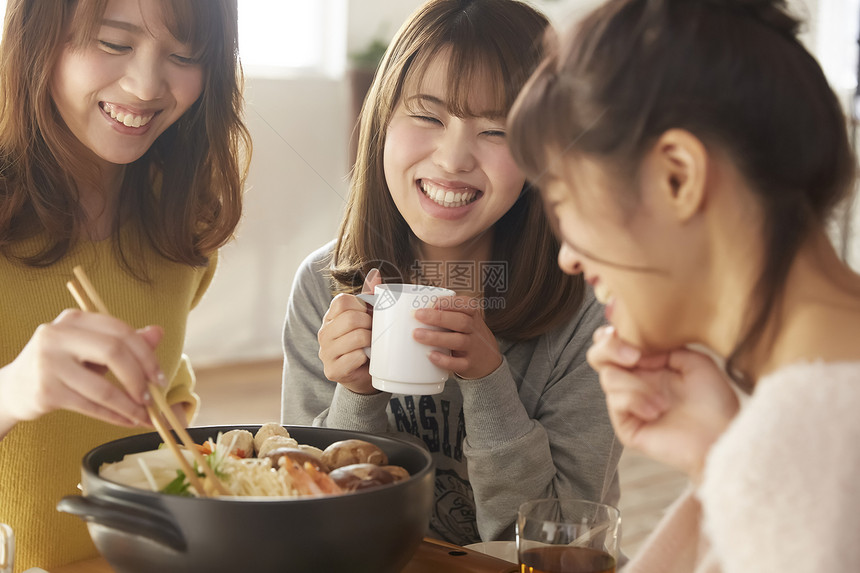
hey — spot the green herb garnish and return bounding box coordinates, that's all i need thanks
[160,470,193,497]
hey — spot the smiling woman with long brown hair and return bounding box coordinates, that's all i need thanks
[0,1,250,569]
[282,0,621,547]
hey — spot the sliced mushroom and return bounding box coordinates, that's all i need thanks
[296,444,325,461]
[262,447,330,473]
[329,463,396,492]
[321,439,388,470]
[381,465,410,483]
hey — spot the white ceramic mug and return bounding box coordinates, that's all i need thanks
[0,523,13,573]
[358,283,455,395]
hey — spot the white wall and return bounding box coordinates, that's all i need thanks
[183,75,349,365]
[185,0,859,367]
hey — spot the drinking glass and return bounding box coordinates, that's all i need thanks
[517,499,620,573]
[0,523,13,573]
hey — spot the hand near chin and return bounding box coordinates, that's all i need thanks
[413,296,502,380]
[317,269,382,395]
[587,326,740,483]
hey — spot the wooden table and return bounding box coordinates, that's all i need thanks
[53,538,519,573]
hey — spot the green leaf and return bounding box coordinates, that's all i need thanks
[160,470,193,497]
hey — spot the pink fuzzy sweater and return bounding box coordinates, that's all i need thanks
[624,361,860,573]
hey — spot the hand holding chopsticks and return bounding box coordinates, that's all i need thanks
[0,273,160,440]
[66,266,229,497]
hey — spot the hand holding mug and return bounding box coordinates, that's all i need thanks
[587,326,739,482]
[317,269,382,395]
[413,296,502,380]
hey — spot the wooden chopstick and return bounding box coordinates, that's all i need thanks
[65,278,207,496]
[66,267,228,496]
[72,267,109,315]
[146,388,229,495]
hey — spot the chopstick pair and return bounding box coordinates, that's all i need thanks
[66,266,229,497]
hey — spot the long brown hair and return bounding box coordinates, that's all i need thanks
[0,0,251,271]
[509,0,856,386]
[332,0,585,341]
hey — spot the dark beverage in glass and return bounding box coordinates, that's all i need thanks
[519,546,616,573]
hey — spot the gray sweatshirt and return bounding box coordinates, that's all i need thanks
[281,242,622,546]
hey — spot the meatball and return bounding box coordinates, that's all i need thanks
[253,423,291,455]
[257,435,299,458]
[219,429,254,458]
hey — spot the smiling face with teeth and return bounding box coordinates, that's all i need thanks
[382,48,526,260]
[50,0,204,172]
[543,153,712,352]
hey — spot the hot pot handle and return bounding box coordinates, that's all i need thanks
[57,496,187,552]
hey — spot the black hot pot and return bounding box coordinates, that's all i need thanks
[57,425,435,573]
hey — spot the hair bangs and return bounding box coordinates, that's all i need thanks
[394,0,548,121]
[66,0,105,49]
[444,40,510,119]
[400,43,507,119]
[66,0,225,64]
[157,0,227,65]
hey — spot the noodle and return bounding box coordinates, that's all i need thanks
[218,457,293,497]
[209,432,303,498]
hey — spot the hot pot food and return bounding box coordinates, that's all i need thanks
[58,425,435,573]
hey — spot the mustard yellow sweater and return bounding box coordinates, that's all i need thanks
[0,231,216,572]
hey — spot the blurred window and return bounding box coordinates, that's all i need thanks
[239,0,346,78]
[815,0,860,99]
[0,1,347,78]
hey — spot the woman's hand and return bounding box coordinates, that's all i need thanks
[317,269,382,394]
[587,326,740,483]
[413,296,502,380]
[0,309,166,439]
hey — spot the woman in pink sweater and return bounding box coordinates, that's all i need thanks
[508,0,860,571]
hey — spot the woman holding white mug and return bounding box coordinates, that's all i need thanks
[281,0,620,548]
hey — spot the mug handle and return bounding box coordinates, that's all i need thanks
[0,523,14,573]
[356,293,377,358]
[356,293,377,307]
